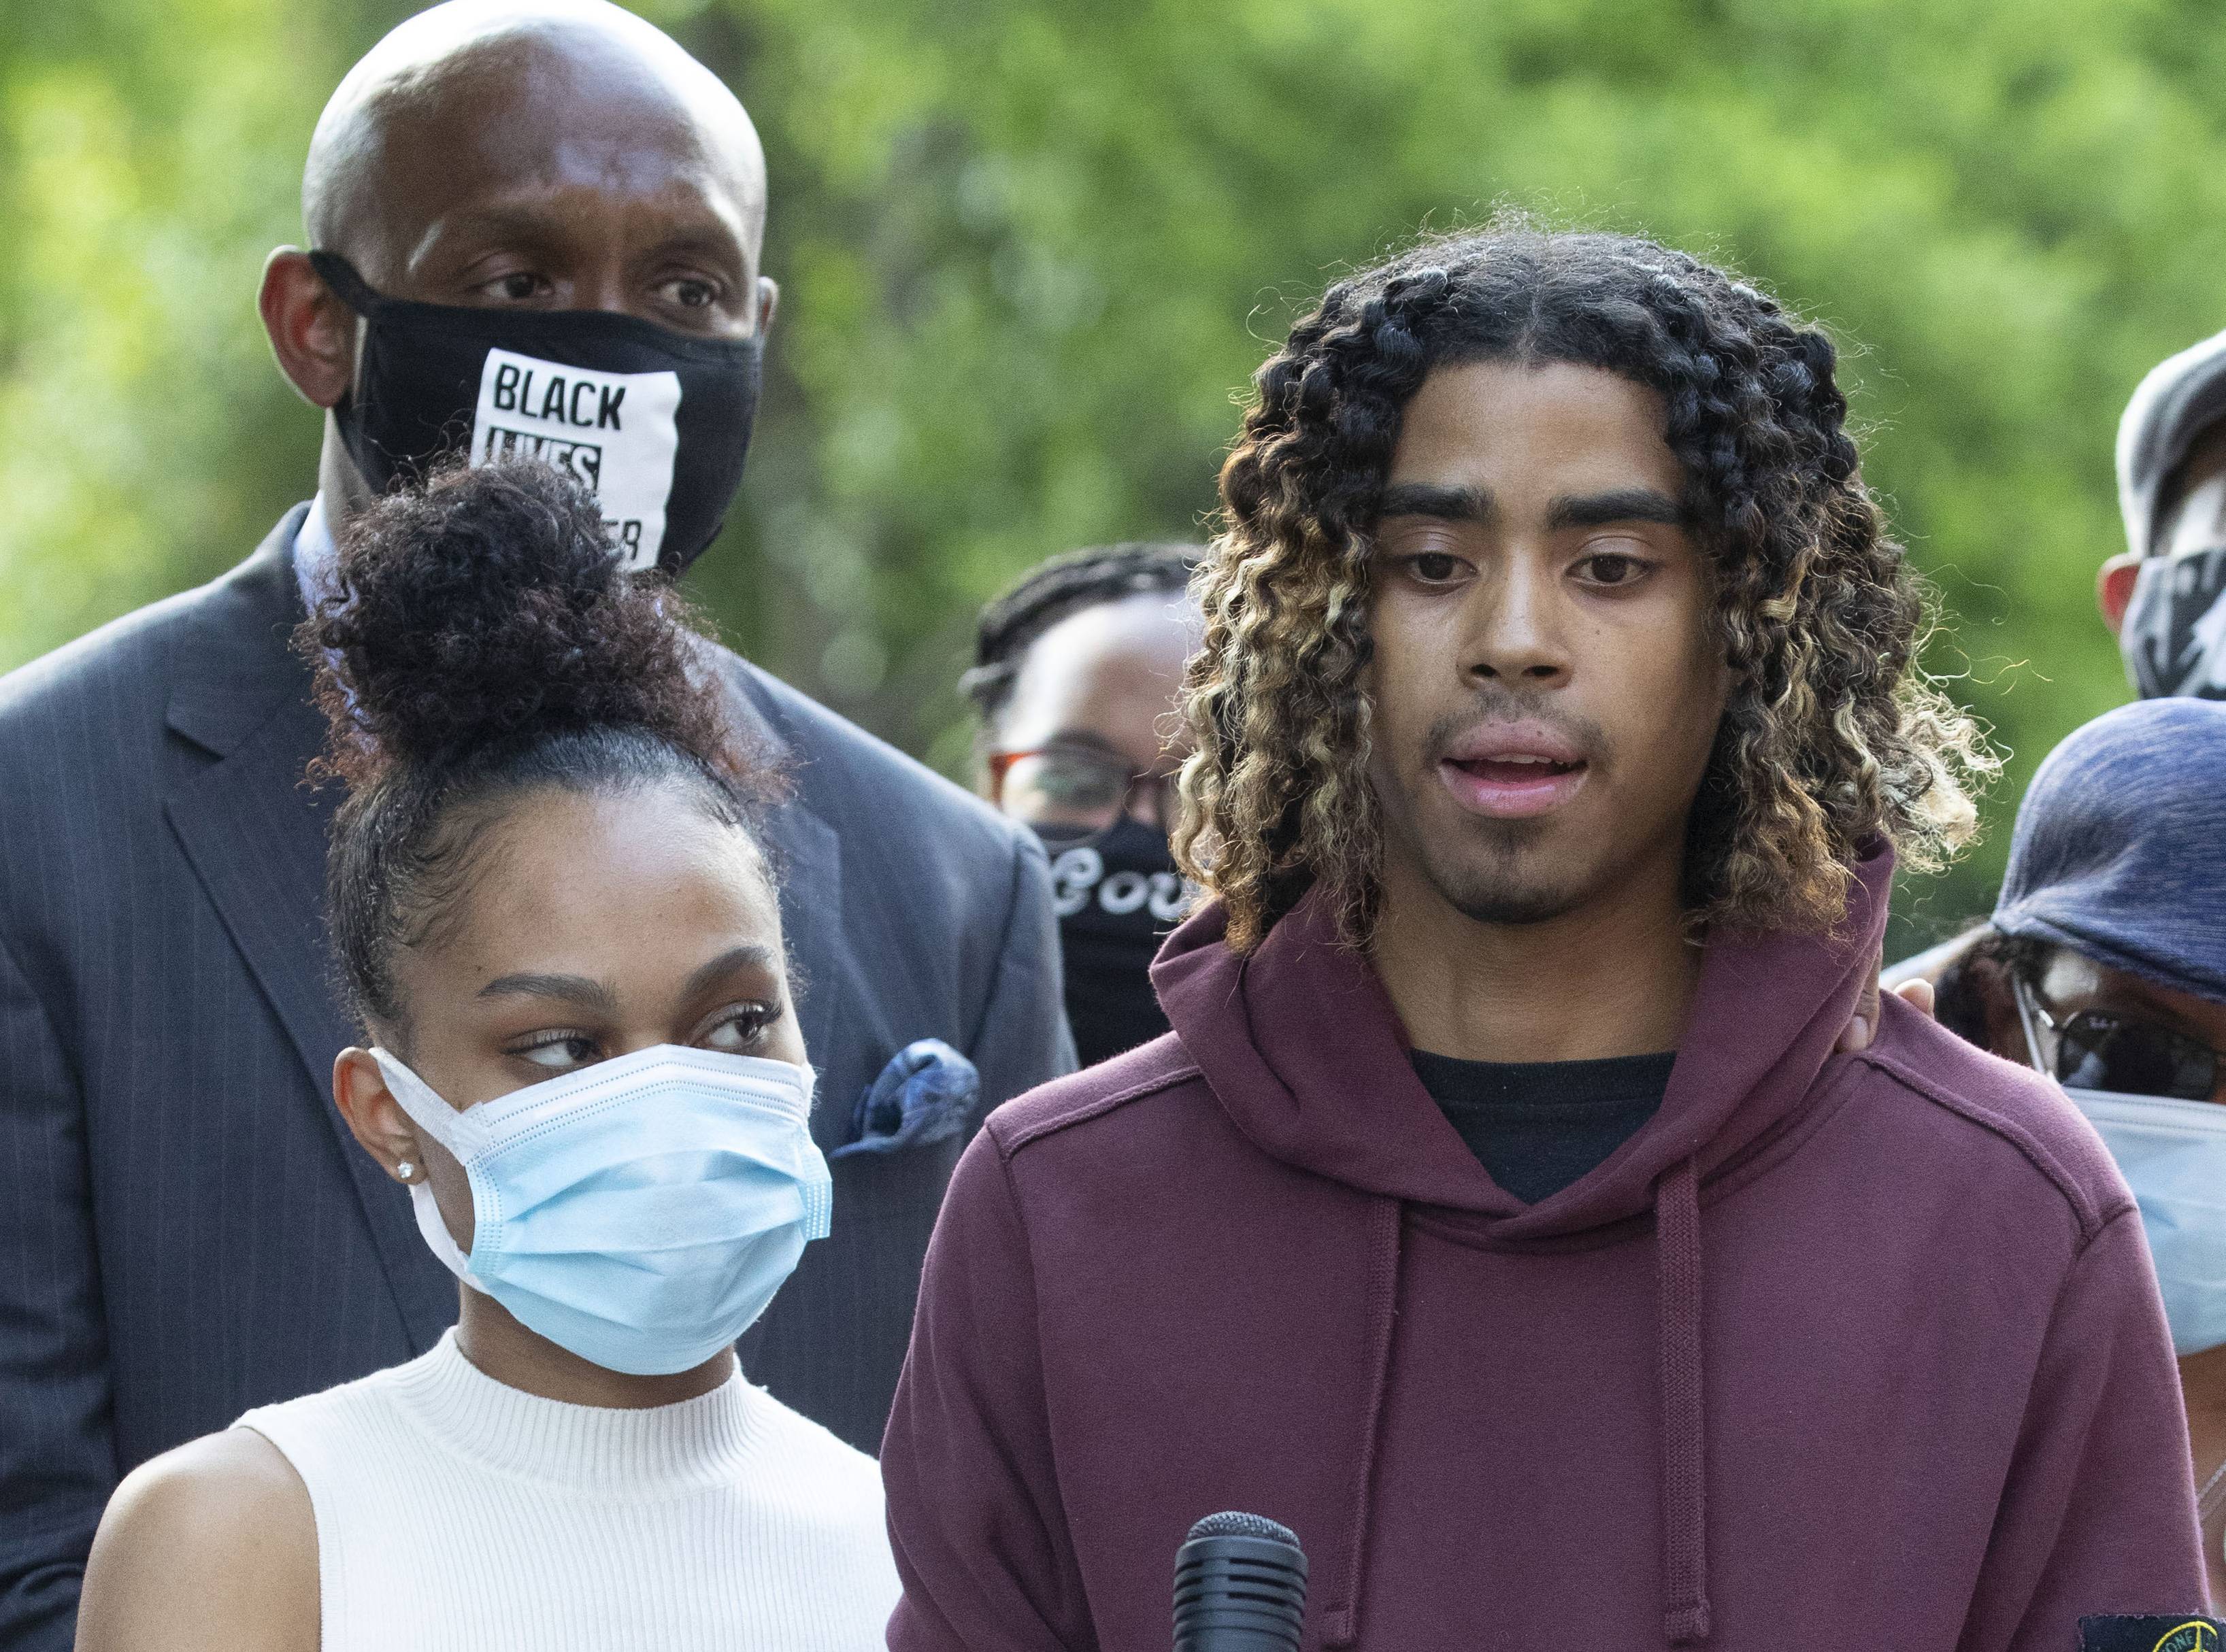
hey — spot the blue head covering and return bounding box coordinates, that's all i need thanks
[1993,697,2226,1002]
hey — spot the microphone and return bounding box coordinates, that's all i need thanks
[1172,1511,1308,1652]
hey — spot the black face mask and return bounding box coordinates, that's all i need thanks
[308,252,762,573]
[2122,545,2226,700]
[1040,817,1196,1068]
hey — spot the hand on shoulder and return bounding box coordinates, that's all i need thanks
[76,1428,316,1652]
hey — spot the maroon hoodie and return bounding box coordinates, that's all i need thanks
[882,849,2206,1649]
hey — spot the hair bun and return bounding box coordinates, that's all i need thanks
[305,460,727,786]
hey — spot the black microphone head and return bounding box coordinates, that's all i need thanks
[1186,1512,1301,1547]
[1173,1511,1307,1652]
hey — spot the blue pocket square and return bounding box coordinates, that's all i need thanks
[831,1039,981,1160]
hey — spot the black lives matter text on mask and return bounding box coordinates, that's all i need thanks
[308,250,748,572]
[475,360,650,558]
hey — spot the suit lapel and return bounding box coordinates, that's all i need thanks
[760,794,849,1145]
[714,661,856,1147]
[163,512,452,1353]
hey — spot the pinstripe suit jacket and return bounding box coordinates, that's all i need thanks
[0,507,1074,1650]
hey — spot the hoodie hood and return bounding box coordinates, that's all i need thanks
[1152,845,1891,1642]
[1152,843,1891,1238]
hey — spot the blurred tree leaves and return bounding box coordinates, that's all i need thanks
[0,0,341,657]
[4,0,2223,947]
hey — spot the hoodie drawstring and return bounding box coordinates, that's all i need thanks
[1323,1172,1707,1648]
[1657,1155,1710,1644]
[1323,1196,1403,1648]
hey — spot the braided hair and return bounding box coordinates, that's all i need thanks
[1178,219,1996,954]
[961,542,1202,734]
[301,459,782,1038]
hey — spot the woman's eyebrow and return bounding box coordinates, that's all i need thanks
[680,944,780,1000]
[475,972,622,1014]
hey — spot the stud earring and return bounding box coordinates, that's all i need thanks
[395,1162,415,1183]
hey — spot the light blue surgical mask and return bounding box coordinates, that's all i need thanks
[2019,981,2226,1356]
[374,1043,832,1377]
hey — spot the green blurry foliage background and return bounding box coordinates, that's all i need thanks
[4,0,2221,951]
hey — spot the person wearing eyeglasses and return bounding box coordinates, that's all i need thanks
[1931,694,2226,1600]
[961,543,1203,1067]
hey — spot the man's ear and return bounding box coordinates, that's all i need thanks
[754,274,780,338]
[2097,551,2142,637]
[333,1047,421,1183]
[260,248,356,410]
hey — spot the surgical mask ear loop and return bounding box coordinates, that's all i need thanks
[369,1048,488,1289]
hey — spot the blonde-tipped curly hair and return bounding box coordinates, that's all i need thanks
[1174,224,1996,954]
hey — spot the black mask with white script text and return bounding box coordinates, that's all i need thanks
[2123,545,2226,700]
[310,252,761,573]
[1040,818,1196,1068]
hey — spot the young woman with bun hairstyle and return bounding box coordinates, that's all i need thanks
[73,461,899,1652]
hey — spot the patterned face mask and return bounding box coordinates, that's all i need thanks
[310,252,762,573]
[1040,817,1195,1068]
[2121,545,2226,700]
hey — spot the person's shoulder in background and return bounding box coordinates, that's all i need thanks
[0,511,302,776]
[707,645,1074,1092]
[0,571,210,739]
[717,647,1046,878]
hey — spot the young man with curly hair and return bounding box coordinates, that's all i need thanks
[882,226,2209,1649]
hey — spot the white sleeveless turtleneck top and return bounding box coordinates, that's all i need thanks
[237,1331,898,1651]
